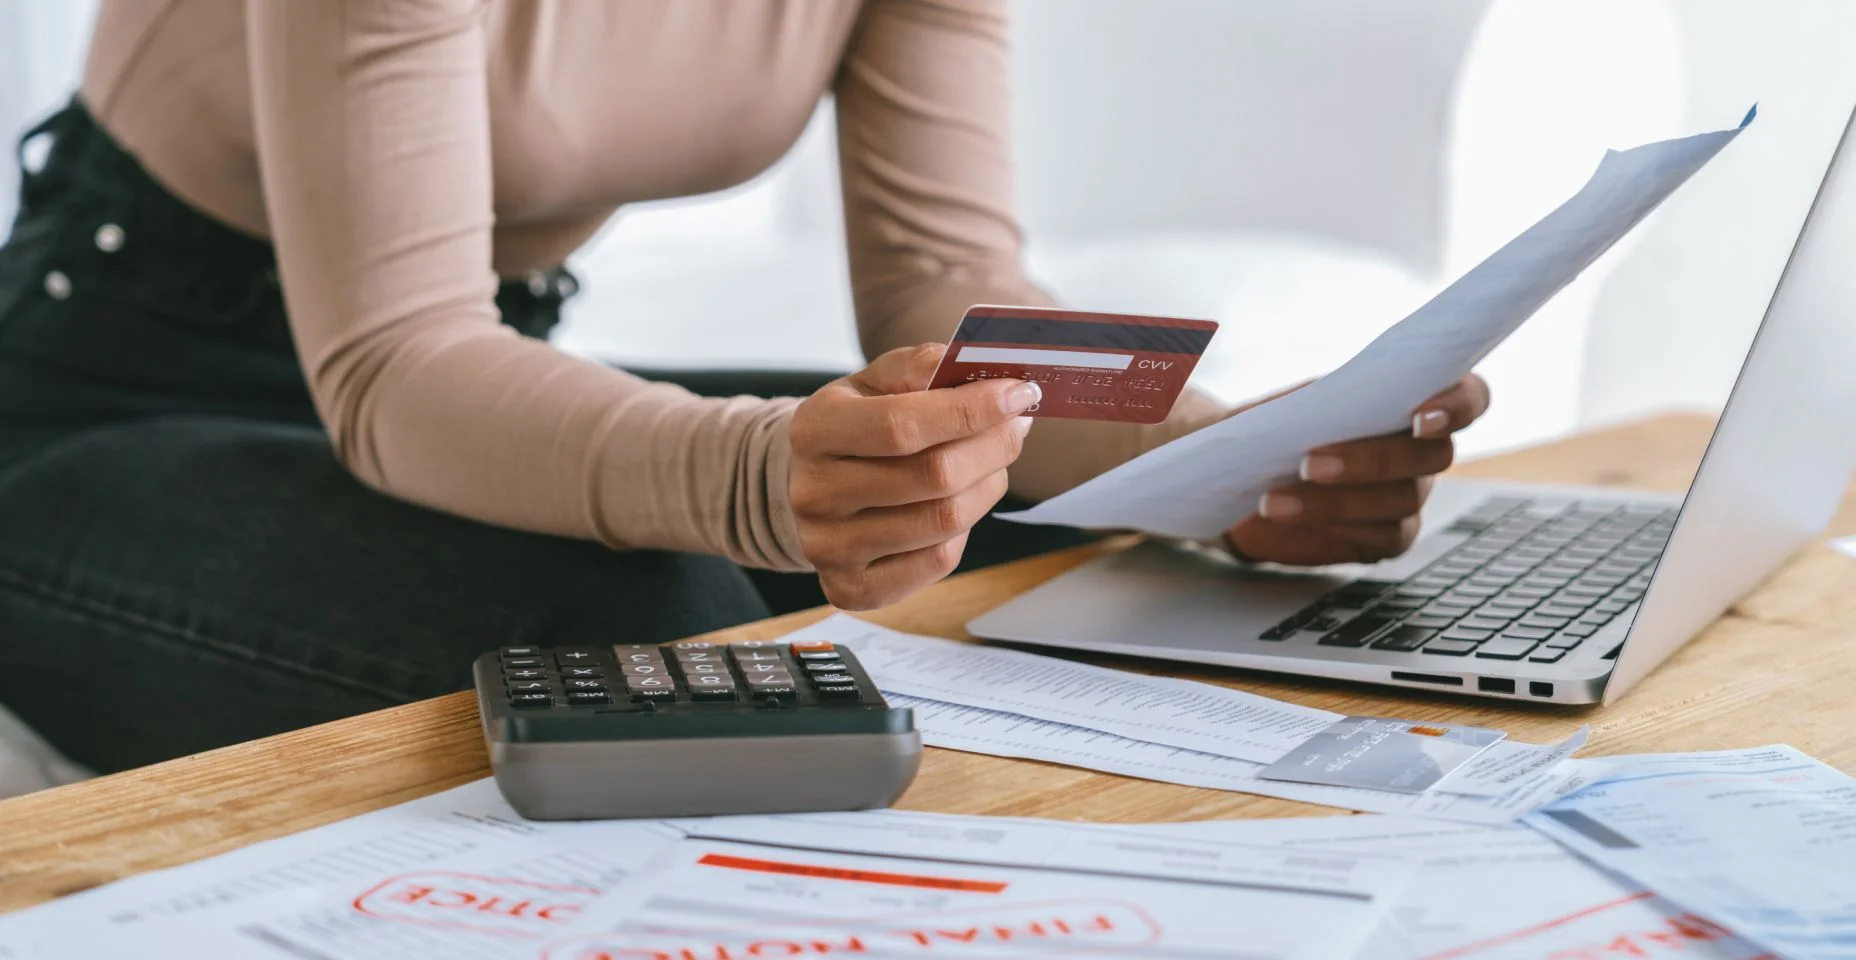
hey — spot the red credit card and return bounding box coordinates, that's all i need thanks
[927,305,1219,424]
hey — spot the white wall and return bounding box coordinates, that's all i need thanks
[0,0,96,226]
[1580,0,1856,428]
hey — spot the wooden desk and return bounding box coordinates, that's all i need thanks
[4,412,1855,913]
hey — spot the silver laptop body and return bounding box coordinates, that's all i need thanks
[969,105,1856,705]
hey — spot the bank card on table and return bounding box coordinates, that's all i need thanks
[927,305,1218,424]
[1259,716,1507,794]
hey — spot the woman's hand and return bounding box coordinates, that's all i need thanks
[789,344,1038,610]
[1225,375,1492,566]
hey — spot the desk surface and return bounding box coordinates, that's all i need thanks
[4,412,1855,913]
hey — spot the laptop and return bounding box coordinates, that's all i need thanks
[969,105,1856,705]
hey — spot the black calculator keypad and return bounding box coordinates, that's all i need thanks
[491,636,876,711]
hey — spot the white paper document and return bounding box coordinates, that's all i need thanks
[893,694,1603,824]
[557,809,1417,960]
[800,614,1339,763]
[0,779,684,960]
[1129,814,1766,959]
[1000,112,1753,536]
[800,615,1592,822]
[1528,744,1856,960]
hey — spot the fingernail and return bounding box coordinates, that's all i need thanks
[1258,492,1302,519]
[1299,454,1343,483]
[1012,415,1034,437]
[1413,409,1449,438]
[1003,380,1041,415]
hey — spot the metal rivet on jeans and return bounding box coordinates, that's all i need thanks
[43,271,71,301]
[94,223,125,253]
[526,271,550,298]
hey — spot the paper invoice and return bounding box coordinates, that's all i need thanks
[558,810,1416,960]
[1528,744,1856,960]
[898,694,1605,824]
[0,779,684,960]
[1106,813,1767,959]
[804,614,1596,821]
[812,613,1340,762]
[999,111,1753,537]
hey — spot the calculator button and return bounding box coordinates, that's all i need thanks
[813,683,861,700]
[740,662,787,674]
[790,640,834,654]
[614,650,664,666]
[503,668,549,682]
[621,663,668,677]
[674,649,723,663]
[670,640,716,651]
[566,691,611,705]
[679,661,729,675]
[560,666,603,679]
[687,677,738,701]
[500,656,544,669]
[554,647,601,665]
[746,672,795,688]
[625,676,678,700]
[808,673,856,685]
[732,649,784,662]
[507,680,551,694]
[728,639,781,649]
[802,660,849,673]
[509,693,552,709]
[562,679,608,693]
[500,646,542,658]
[796,650,840,661]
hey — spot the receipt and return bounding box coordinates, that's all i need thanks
[999,111,1753,537]
[894,694,1604,824]
[1527,745,1856,960]
[802,614,1339,762]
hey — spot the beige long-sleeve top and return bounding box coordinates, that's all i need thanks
[83,0,1223,571]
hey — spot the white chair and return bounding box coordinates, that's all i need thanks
[559,0,1685,457]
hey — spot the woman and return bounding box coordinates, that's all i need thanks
[0,0,1487,773]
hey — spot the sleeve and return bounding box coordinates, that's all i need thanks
[244,0,809,570]
[832,0,1227,502]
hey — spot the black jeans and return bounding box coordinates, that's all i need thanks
[0,101,1089,774]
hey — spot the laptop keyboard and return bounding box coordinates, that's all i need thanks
[1259,497,1675,664]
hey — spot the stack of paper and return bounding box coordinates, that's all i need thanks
[805,614,1598,823]
[1,739,1844,959]
[0,781,1416,960]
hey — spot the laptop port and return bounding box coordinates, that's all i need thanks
[1390,671,1463,687]
[1530,681,1555,698]
[1477,677,1516,694]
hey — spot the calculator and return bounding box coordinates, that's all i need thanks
[472,637,921,820]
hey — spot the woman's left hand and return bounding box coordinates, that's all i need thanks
[1224,375,1492,566]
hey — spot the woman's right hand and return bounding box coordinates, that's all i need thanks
[789,344,1040,610]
